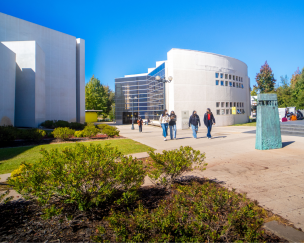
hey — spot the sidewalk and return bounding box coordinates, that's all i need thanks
[117,124,304,230]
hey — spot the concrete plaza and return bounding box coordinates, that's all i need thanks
[118,124,304,230]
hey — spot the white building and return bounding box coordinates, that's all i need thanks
[0,12,85,127]
[115,48,251,128]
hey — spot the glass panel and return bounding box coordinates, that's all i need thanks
[226,102,229,107]
[220,73,223,78]
[216,110,220,115]
[221,81,224,86]
[226,109,229,114]
[229,82,232,87]
[229,75,231,79]
[216,80,219,85]
[221,102,225,107]
[230,102,232,107]
[233,82,235,87]
[216,102,220,107]
[215,73,219,78]
[225,81,228,86]
[221,109,225,115]
[225,74,228,79]
[233,75,235,80]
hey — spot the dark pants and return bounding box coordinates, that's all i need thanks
[207,123,212,138]
[139,125,142,132]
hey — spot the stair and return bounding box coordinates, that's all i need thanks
[280,123,304,137]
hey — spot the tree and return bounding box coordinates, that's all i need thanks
[293,67,304,109]
[103,85,115,119]
[255,61,276,93]
[85,75,108,113]
[290,67,301,88]
[250,86,258,96]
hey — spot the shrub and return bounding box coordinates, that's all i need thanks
[102,126,119,137]
[81,124,100,138]
[40,120,54,129]
[54,120,70,128]
[74,130,83,138]
[148,146,207,188]
[9,143,146,211]
[69,122,85,130]
[18,129,46,140]
[0,126,17,144]
[52,127,75,140]
[95,182,265,242]
[97,124,110,131]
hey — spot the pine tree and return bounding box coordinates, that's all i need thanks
[255,61,276,93]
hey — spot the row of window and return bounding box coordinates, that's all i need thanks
[216,102,244,108]
[215,73,243,82]
[216,109,245,115]
[216,80,244,88]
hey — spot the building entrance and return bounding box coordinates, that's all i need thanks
[123,112,138,124]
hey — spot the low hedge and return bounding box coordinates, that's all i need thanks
[41,120,85,130]
[0,126,46,144]
[52,127,75,140]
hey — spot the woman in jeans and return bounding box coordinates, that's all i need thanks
[169,110,177,140]
[137,116,143,132]
[188,110,201,139]
[159,109,170,141]
[203,108,216,139]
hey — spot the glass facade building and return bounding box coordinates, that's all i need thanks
[115,62,166,124]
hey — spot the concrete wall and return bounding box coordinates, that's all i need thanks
[76,38,85,123]
[167,49,250,129]
[0,12,85,125]
[0,43,16,126]
[2,41,45,127]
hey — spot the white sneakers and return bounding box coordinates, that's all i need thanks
[164,138,167,141]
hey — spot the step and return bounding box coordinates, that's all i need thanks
[280,127,304,132]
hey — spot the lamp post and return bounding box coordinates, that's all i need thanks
[155,75,173,111]
[129,96,137,130]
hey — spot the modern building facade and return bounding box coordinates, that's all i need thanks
[0,12,85,127]
[115,48,250,128]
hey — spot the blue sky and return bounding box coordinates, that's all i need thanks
[1,0,303,90]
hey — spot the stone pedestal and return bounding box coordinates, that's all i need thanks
[255,93,282,150]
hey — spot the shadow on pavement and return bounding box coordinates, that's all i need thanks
[282,141,295,148]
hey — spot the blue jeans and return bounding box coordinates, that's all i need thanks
[169,125,177,139]
[207,125,212,138]
[191,124,198,138]
[161,123,168,137]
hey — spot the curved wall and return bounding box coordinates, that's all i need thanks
[166,49,250,128]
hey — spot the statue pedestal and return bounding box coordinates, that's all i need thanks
[255,94,282,150]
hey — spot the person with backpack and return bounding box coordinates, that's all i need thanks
[204,108,216,139]
[137,117,143,132]
[169,110,177,140]
[159,109,170,141]
[189,110,201,139]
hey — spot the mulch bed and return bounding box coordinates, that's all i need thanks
[0,135,125,148]
[0,178,287,242]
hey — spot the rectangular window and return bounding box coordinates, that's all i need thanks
[233,75,235,80]
[241,77,243,82]
[241,84,244,88]
[237,102,239,107]
[221,102,225,107]
[220,73,223,79]
[225,81,228,86]
[236,76,238,81]
[225,74,228,79]
[230,109,232,114]
[221,81,224,86]
[226,109,229,115]
[229,74,231,80]
[216,102,220,107]
[234,102,236,107]
[226,102,229,107]
[216,109,220,115]
[236,83,239,88]
[216,80,219,85]
[233,82,235,87]
[215,73,219,78]
[221,109,225,115]
[229,82,232,87]
[230,102,232,107]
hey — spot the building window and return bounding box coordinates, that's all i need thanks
[241,84,244,88]
[233,82,235,87]
[220,73,223,79]
[230,102,232,107]
[236,76,238,81]
[216,109,220,115]
[216,80,219,85]
[221,109,225,115]
[233,75,235,80]
[226,109,229,115]
[236,83,239,88]
[225,74,228,79]
[221,102,225,107]
[230,109,232,114]
[226,102,229,107]
[229,82,232,87]
[225,81,228,86]
[216,102,220,107]
[237,102,239,107]
[241,77,243,82]
[215,73,219,78]
[229,74,231,80]
[221,81,224,86]
[234,102,236,107]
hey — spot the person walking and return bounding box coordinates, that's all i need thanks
[204,108,216,139]
[159,109,170,141]
[137,117,143,132]
[189,110,201,139]
[169,110,177,140]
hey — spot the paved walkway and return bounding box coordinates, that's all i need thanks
[118,124,304,230]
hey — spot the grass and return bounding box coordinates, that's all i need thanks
[232,122,256,126]
[0,139,153,175]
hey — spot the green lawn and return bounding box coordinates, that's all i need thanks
[0,139,153,174]
[232,122,256,126]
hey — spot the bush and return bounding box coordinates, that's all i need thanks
[0,126,17,144]
[74,130,83,138]
[95,181,265,242]
[18,129,46,140]
[81,124,100,138]
[52,127,75,140]
[148,146,207,188]
[69,122,85,130]
[9,143,146,211]
[102,126,119,137]
[97,124,110,131]
[40,120,54,129]
[54,120,70,128]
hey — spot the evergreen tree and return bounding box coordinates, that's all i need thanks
[255,61,276,93]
